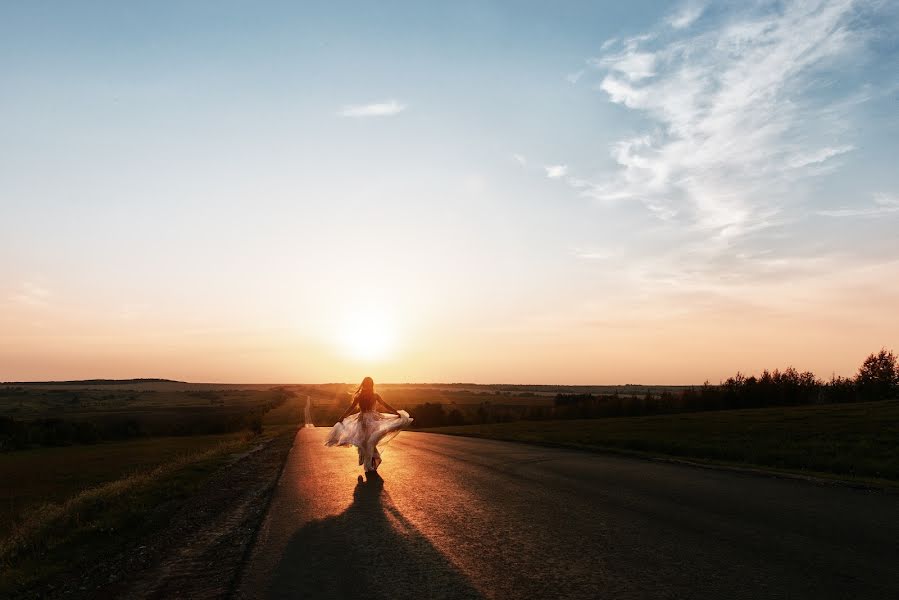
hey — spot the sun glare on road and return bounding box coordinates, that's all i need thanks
[338,307,397,361]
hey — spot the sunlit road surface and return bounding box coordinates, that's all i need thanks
[236,428,898,600]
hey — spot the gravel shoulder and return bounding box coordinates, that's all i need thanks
[16,430,295,599]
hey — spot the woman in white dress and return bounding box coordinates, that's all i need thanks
[325,377,413,472]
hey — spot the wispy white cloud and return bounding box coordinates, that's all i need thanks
[785,144,855,170]
[818,192,899,217]
[572,247,618,260]
[338,100,406,118]
[566,70,585,84]
[529,0,896,329]
[668,1,705,29]
[579,0,868,238]
[10,281,50,307]
[544,165,568,179]
[512,153,527,166]
[592,51,656,82]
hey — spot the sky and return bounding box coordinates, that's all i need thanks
[1,0,898,384]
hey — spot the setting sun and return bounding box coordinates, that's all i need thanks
[337,307,397,361]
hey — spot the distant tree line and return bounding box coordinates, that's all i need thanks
[1,378,183,385]
[409,349,899,429]
[0,388,292,451]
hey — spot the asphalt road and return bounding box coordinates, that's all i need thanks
[235,428,898,600]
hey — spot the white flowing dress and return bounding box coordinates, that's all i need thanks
[326,409,413,471]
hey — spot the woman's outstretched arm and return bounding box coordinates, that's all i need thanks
[377,395,401,416]
[338,398,359,421]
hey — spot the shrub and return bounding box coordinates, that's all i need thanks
[856,349,898,400]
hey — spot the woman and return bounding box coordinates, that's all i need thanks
[325,377,413,472]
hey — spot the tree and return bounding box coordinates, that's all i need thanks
[856,349,898,400]
[411,402,447,428]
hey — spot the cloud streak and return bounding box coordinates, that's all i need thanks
[566,70,585,84]
[535,0,898,330]
[581,0,867,238]
[10,281,50,308]
[818,193,899,217]
[338,100,407,117]
[668,1,705,29]
[544,165,568,179]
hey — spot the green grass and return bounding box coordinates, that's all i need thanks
[0,388,306,540]
[0,433,243,538]
[424,400,899,483]
[0,436,251,594]
[262,392,305,433]
[0,384,306,594]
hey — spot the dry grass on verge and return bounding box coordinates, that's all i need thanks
[0,438,246,568]
[0,433,244,533]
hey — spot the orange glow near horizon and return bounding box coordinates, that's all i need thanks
[337,306,397,362]
[1,297,896,385]
[1,1,898,387]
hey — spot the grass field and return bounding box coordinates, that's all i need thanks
[295,382,695,410]
[424,400,899,483]
[0,438,245,594]
[0,384,291,426]
[1,388,308,536]
[0,433,243,538]
[0,389,307,594]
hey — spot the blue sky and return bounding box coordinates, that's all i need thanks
[1,1,898,383]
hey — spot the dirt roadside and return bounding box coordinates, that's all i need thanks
[20,429,296,599]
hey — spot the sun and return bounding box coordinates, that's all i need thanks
[337,307,397,361]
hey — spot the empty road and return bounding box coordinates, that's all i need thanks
[235,428,898,599]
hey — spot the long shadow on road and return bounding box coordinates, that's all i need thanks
[268,471,483,600]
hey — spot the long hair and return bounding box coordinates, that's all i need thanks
[353,376,375,403]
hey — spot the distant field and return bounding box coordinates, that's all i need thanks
[1,381,696,430]
[0,385,289,421]
[2,380,285,392]
[295,382,693,406]
[424,400,899,483]
[262,391,306,432]
[0,384,297,451]
[297,382,713,429]
[295,383,560,427]
[375,386,555,406]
